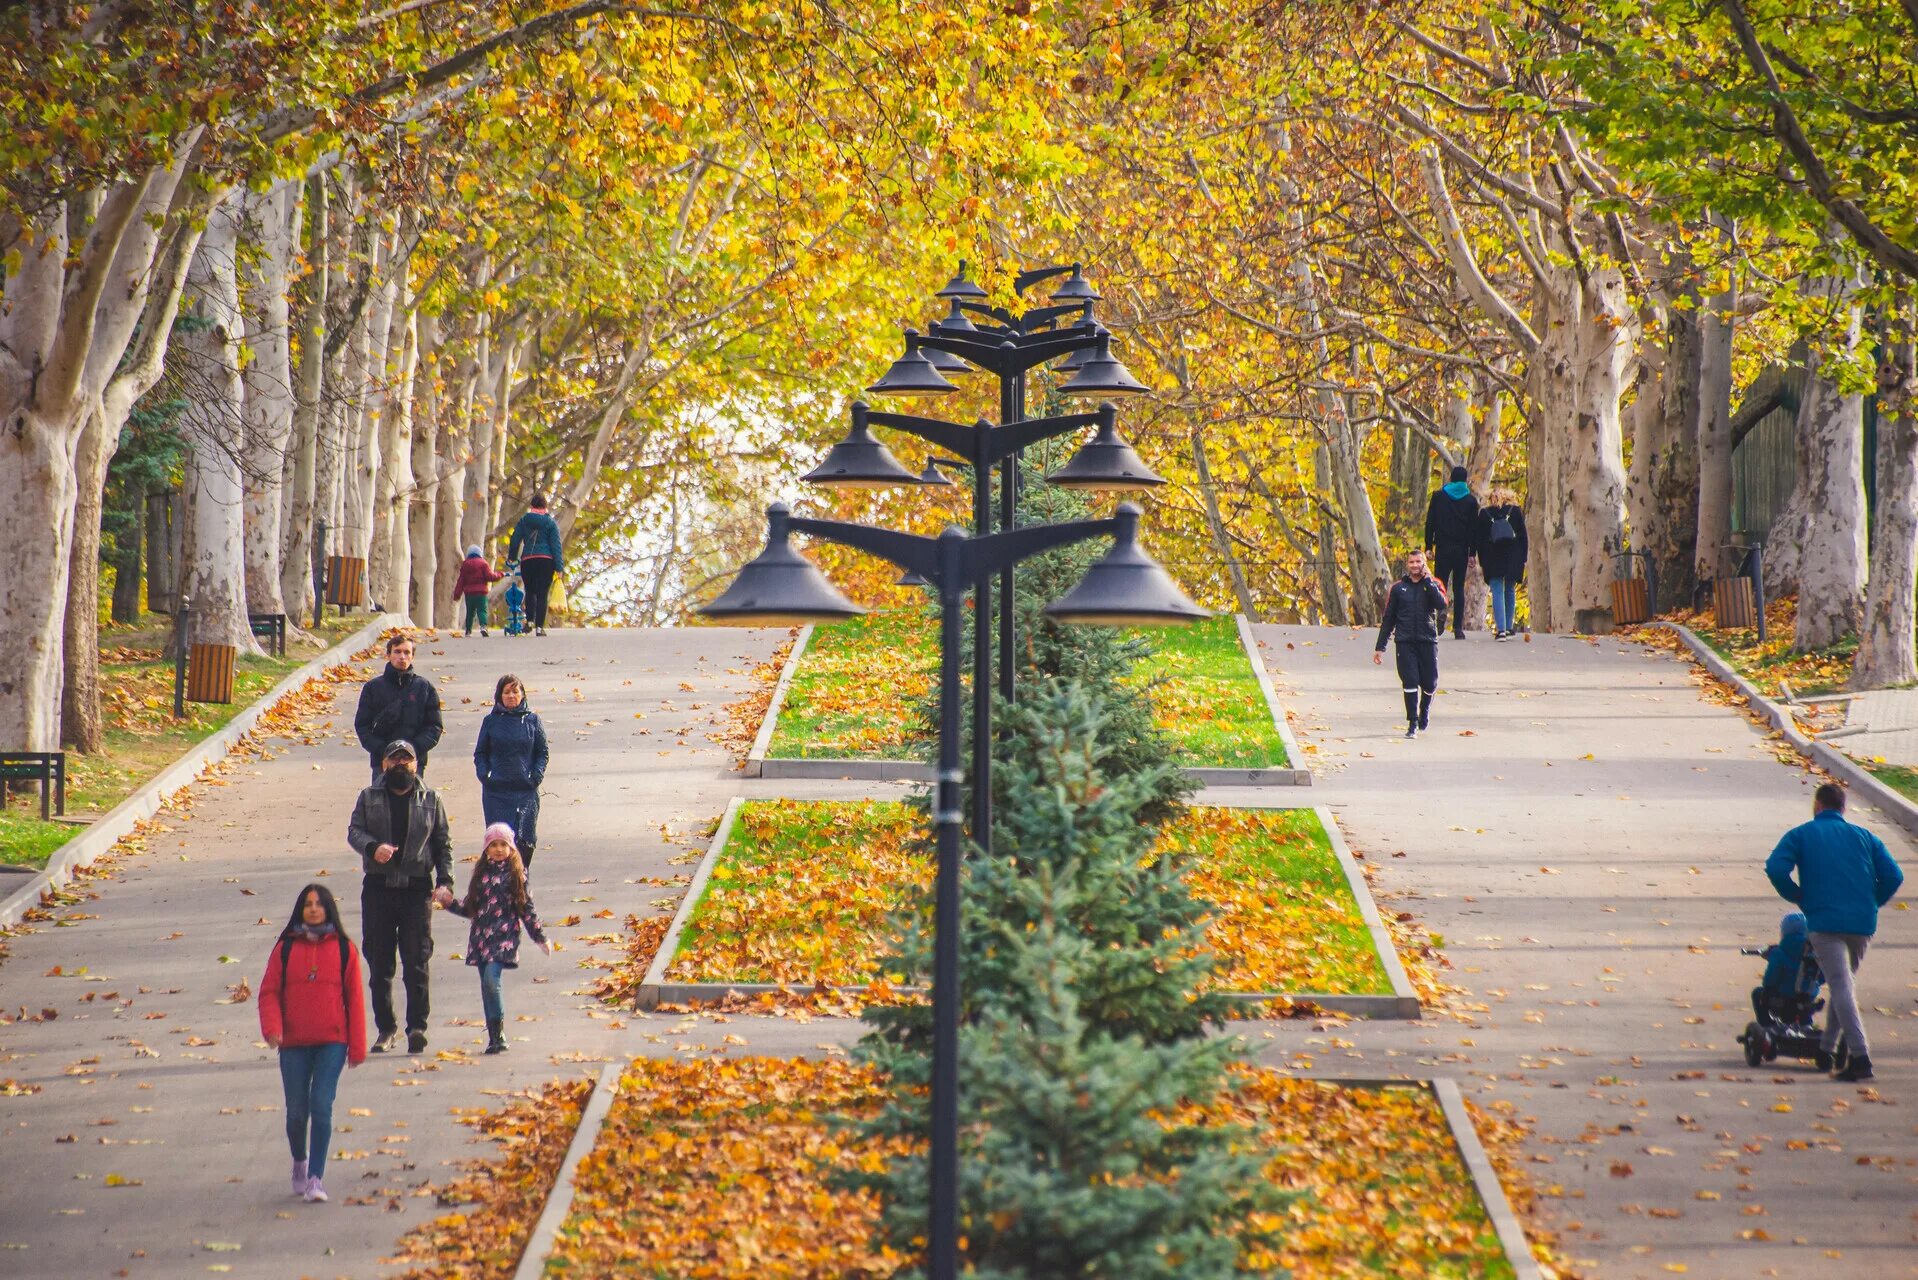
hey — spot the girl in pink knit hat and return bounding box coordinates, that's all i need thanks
[444,822,549,1054]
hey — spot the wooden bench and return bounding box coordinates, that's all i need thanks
[248,611,287,657]
[0,752,67,821]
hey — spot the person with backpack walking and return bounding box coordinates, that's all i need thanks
[346,740,456,1055]
[1765,782,1904,1081]
[474,673,549,871]
[451,545,505,637]
[259,883,368,1204]
[1476,486,1528,639]
[353,634,444,783]
[505,495,565,636]
[445,824,551,1054]
[1424,465,1479,639]
[1373,548,1449,739]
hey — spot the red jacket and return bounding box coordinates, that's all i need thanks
[258,932,368,1065]
[452,555,504,600]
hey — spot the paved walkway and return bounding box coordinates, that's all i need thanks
[1249,625,1918,1280]
[1838,689,1918,765]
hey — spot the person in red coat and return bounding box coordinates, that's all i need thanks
[452,545,505,637]
[260,883,368,1203]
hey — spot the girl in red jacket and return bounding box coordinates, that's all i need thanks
[452,545,505,637]
[259,883,368,1203]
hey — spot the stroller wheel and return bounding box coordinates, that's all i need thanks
[1741,1023,1764,1068]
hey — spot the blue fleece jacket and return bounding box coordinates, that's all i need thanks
[1765,810,1904,936]
[1761,913,1810,995]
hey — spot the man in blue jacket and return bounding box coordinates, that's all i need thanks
[1766,782,1904,1081]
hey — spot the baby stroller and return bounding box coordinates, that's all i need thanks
[1737,942,1849,1071]
[502,562,529,637]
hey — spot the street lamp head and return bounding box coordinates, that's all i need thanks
[802,403,923,489]
[868,330,958,397]
[917,457,962,487]
[699,503,866,626]
[896,567,932,587]
[1049,263,1102,304]
[1046,404,1167,491]
[1053,313,1101,373]
[1058,331,1150,397]
[1044,502,1208,626]
[935,262,988,302]
[931,298,979,334]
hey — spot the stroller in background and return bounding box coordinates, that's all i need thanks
[1737,941,1849,1071]
[503,563,529,637]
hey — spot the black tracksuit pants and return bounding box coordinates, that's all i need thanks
[362,882,434,1036]
[1395,642,1438,727]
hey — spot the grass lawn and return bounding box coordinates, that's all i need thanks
[764,610,1288,768]
[1861,760,1918,804]
[541,1056,1515,1279]
[666,800,1390,997]
[0,611,374,868]
[1654,598,1858,698]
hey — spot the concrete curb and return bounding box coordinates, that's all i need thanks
[636,799,1422,1019]
[0,613,405,929]
[1432,1077,1545,1280]
[741,626,809,779]
[1651,622,1918,840]
[510,1061,622,1280]
[633,797,745,1011]
[754,614,1309,787]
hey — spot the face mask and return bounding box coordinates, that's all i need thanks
[384,766,416,791]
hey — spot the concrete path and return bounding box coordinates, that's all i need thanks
[1248,625,1918,1280]
[0,625,826,1279]
[1839,689,1918,765]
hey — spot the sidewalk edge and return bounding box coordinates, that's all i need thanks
[1237,612,1312,783]
[0,613,405,929]
[1317,805,1423,1018]
[510,1061,623,1280]
[633,797,745,1010]
[743,626,811,779]
[1432,1077,1544,1280]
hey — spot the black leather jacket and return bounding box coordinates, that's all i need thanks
[1376,575,1450,648]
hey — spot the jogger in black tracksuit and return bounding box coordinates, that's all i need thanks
[1374,549,1450,739]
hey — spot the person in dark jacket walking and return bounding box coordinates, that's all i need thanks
[1765,782,1904,1081]
[474,673,549,870]
[1424,466,1479,639]
[353,634,444,782]
[445,823,550,1054]
[1373,549,1450,739]
[346,741,455,1055]
[451,545,504,637]
[1476,486,1528,639]
[505,495,565,636]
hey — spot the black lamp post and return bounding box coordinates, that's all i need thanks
[700,500,1206,1280]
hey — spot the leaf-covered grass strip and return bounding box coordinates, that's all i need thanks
[1129,613,1290,768]
[541,1057,1515,1279]
[668,802,1389,997]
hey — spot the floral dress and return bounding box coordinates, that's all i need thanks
[446,861,546,968]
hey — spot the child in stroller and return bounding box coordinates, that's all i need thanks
[1738,910,1848,1071]
[503,564,529,637]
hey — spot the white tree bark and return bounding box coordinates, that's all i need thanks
[1626,305,1702,609]
[373,304,417,615]
[407,313,441,623]
[177,205,265,654]
[239,179,300,622]
[279,175,328,622]
[344,230,396,566]
[1854,323,1918,688]
[1693,284,1738,585]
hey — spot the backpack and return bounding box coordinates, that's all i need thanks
[1487,511,1517,543]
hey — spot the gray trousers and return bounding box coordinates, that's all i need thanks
[1809,931,1871,1057]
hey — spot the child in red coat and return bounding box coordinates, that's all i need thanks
[452,545,505,637]
[259,883,368,1203]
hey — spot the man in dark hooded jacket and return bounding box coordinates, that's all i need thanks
[353,634,444,782]
[1424,465,1479,639]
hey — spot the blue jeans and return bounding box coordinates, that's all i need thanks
[479,961,506,1023]
[279,1042,347,1176]
[1488,578,1517,633]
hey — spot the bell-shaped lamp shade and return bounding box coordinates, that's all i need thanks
[933,299,978,334]
[802,404,922,488]
[922,341,973,376]
[868,330,957,397]
[1044,503,1208,626]
[917,458,960,487]
[1049,263,1102,304]
[1046,405,1166,490]
[1053,316,1101,373]
[1057,331,1149,397]
[700,504,866,626]
[896,567,931,587]
[935,262,988,301]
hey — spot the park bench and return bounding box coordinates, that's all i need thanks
[248,611,287,657]
[0,751,67,821]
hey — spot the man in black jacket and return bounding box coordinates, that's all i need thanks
[353,634,443,783]
[1424,465,1479,639]
[1373,549,1450,739]
[346,740,455,1054]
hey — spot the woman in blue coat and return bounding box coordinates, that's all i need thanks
[474,674,549,871]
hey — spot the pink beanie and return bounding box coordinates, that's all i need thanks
[482,822,518,849]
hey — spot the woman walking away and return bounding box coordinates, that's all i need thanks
[446,824,550,1054]
[451,545,504,637]
[475,674,548,870]
[505,495,565,636]
[259,884,367,1204]
[1477,486,1528,639]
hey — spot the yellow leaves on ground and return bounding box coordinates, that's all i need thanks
[1129,614,1290,768]
[668,801,1391,999]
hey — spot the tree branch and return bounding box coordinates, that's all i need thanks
[1417,149,1541,353]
